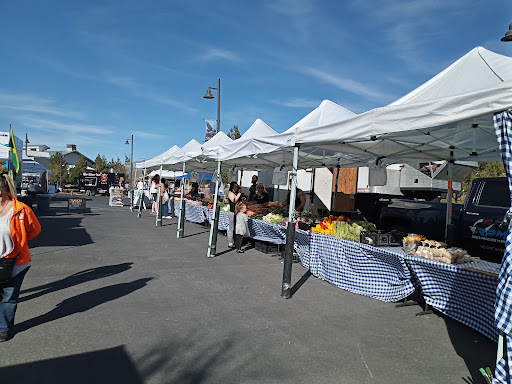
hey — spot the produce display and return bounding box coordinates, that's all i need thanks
[310,216,377,241]
[403,235,474,264]
[262,212,287,226]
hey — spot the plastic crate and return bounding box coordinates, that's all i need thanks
[255,240,282,254]
[360,230,403,247]
[298,222,314,231]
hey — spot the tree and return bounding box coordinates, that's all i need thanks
[94,154,109,172]
[458,161,506,202]
[67,155,88,185]
[227,125,241,140]
[108,157,126,174]
[48,152,68,190]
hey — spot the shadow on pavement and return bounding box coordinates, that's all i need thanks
[0,332,258,384]
[182,230,210,239]
[19,263,134,302]
[444,314,496,384]
[13,278,153,335]
[29,216,93,248]
[290,270,312,297]
[0,345,143,384]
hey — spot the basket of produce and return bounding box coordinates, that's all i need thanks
[413,240,474,264]
[402,233,425,254]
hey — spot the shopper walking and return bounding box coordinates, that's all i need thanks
[0,173,41,341]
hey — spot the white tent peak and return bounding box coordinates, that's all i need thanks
[285,99,356,133]
[391,46,512,106]
[202,131,232,150]
[241,119,277,140]
[135,144,180,169]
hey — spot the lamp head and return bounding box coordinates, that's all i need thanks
[203,88,214,99]
[502,22,512,42]
[125,139,130,145]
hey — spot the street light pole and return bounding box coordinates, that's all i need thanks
[125,135,134,184]
[203,78,221,133]
[130,134,134,183]
[203,78,221,256]
[216,78,220,133]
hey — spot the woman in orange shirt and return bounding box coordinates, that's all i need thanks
[0,173,41,342]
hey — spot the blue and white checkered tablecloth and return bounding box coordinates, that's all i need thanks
[203,208,230,230]
[402,252,499,341]
[307,235,414,302]
[185,204,208,223]
[247,219,311,262]
[248,219,287,244]
[172,200,208,224]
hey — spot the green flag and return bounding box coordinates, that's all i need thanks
[9,125,19,174]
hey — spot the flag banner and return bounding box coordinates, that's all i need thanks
[8,125,19,174]
[205,120,217,142]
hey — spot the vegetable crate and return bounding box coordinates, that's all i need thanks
[255,240,282,255]
[360,230,403,247]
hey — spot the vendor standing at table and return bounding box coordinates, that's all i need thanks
[253,183,270,204]
[283,188,306,211]
[227,181,245,248]
[186,182,200,198]
[248,175,258,202]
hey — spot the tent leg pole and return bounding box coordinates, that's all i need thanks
[332,165,340,211]
[282,145,299,299]
[156,164,163,227]
[445,150,454,246]
[177,162,186,238]
[310,168,316,206]
[207,161,222,257]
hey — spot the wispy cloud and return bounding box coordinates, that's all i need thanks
[201,48,242,63]
[19,116,113,135]
[104,75,199,114]
[0,91,84,119]
[271,98,321,108]
[348,0,472,73]
[266,0,315,41]
[132,130,165,140]
[301,67,391,101]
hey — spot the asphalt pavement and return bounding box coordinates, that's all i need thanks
[0,194,498,384]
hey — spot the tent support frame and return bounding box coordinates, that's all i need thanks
[177,162,186,238]
[207,161,222,257]
[281,145,299,299]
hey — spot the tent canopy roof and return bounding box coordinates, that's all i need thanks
[136,145,180,169]
[289,47,512,166]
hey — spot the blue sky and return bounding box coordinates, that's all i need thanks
[1,0,511,164]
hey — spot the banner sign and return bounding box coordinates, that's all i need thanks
[68,198,86,214]
[109,187,124,206]
[205,120,217,142]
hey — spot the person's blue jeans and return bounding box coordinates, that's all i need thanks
[169,199,175,217]
[0,267,30,333]
[162,198,169,217]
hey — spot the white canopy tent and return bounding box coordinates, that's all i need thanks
[148,170,184,179]
[135,145,180,169]
[291,47,512,164]
[212,47,512,299]
[217,101,357,169]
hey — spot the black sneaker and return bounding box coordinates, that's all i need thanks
[0,332,10,342]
